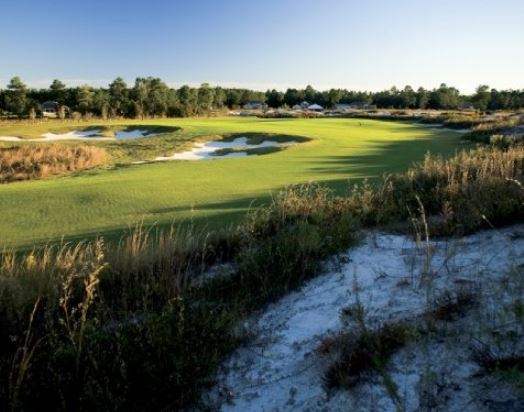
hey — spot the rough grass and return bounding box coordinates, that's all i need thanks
[474,348,524,373]
[0,226,239,411]
[318,322,414,389]
[345,145,524,233]
[2,141,524,410]
[0,144,108,183]
[461,114,523,143]
[0,189,359,411]
[427,289,479,321]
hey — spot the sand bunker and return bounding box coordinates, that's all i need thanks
[0,136,24,142]
[40,129,111,141]
[113,129,153,139]
[156,137,296,161]
[0,128,156,142]
[0,129,111,142]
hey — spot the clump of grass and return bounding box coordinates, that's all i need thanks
[473,346,524,373]
[427,289,479,321]
[318,322,414,389]
[202,185,359,309]
[474,356,524,400]
[462,115,523,143]
[346,145,524,233]
[0,144,108,183]
[489,134,524,148]
[246,184,356,237]
[442,113,484,129]
[340,302,367,326]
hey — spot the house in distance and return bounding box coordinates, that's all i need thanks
[243,101,268,110]
[307,103,324,111]
[42,101,59,117]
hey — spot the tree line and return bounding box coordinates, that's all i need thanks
[1,76,523,119]
[0,77,266,119]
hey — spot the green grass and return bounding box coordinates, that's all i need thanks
[0,117,465,248]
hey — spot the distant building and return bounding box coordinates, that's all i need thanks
[307,104,324,111]
[243,101,268,110]
[333,104,353,111]
[299,101,310,109]
[346,102,373,110]
[42,101,59,116]
[292,104,303,111]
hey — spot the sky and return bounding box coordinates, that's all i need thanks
[1,0,523,93]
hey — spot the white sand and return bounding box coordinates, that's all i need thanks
[0,136,23,141]
[114,129,151,139]
[155,137,296,161]
[40,129,112,141]
[0,129,111,142]
[206,226,524,411]
[0,128,156,142]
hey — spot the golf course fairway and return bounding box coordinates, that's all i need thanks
[0,117,465,248]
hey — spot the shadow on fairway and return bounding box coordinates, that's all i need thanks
[308,130,468,181]
[14,129,468,250]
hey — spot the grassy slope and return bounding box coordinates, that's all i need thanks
[0,117,464,248]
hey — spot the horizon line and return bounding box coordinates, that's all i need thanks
[1,77,523,95]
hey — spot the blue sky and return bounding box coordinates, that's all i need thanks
[1,0,523,92]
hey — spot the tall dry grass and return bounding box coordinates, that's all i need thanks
[0,195,357,410]
[0,222,248,411]
[2,143,524,410]
[0,144,108,183]
[346,145,524,232]
[245,145,524,235]
[462,114,523,143]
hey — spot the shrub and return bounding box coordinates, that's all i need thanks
[319,322,414,388]
[346,145,524,233]
[0,144,108,183]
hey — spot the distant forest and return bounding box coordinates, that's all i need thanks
[1,76,524,119]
